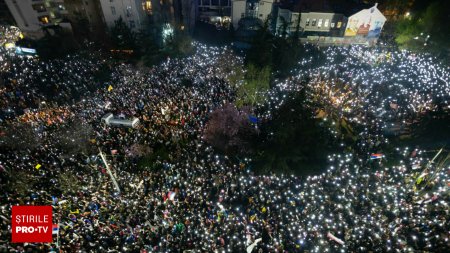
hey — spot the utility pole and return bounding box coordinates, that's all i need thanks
[98,148,121,194]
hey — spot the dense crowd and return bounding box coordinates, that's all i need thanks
[0,40,449,253]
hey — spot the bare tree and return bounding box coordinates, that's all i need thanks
[127,143,153,158]
[0,123,42,151]
[51,120,94,155]
[203,104,258,155]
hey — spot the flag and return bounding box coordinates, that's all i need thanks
[327,232,344,245]
[246,238,262,253]
[35,164,42,170]
[416,172,428,185]
[370,153,384,160]
[52,196,58,205]
[52,224,59,235]
[108,85,113,92]
[168,191,176,201]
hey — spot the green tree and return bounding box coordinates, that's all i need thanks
[35,26,79,59]
[164,32,194,57]
[394,1,450,55]
[236,64,271,107]
[0,123,42,151]
[216,48,245,88]
[58,170,81,195]
[246,18,273,69]
[253,91,335,174]
[110,16,136,50]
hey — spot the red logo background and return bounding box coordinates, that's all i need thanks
[11,206,53,243]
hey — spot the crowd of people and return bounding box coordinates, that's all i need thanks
[0,38,449,253]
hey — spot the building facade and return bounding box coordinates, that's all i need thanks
[64,0,106,40]
[272,2,384,41]
[231,0,274,30]
[5,0,72,39]
[344,3,386,38]
[198,0,231,26]
[98,0,147,32]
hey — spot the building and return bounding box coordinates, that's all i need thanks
[5,0,72,39]
[198,0,231,26]
[344,3,386,38]
[275,9,347,37]
[63,0,106,40]
[271,1,385,44]
[231,0,274,30]
[169,0,198,33]
[98,0,148,32]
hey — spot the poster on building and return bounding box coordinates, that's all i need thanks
[344,4,386,38]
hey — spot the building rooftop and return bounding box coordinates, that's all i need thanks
[277,0,372,16]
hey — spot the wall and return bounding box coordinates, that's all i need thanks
[64,0,106,39]
[300,12,335,33]
[5,0,45,38]
[5,0,72,39]
[231,0,246,29]
[344,4,386,38]
[99,0,146,32]
[257,0,273,23]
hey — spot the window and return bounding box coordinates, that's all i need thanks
[318,19,323,27]
[330,22,335,28]
[324,19,329,27]
[129,20,135,28]
[38,16,49,24]
[305,18,310,26]
[259,14,263,17]
[143,0,152,14]
[311,19,316,26]
[111,6,116,15]
[337,21,342,28]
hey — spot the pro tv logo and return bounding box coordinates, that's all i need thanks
[11,206,54,243]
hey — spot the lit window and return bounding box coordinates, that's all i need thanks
[38,16,49,24]
[143,1,152,14]
[305,18,310,26]
[318,19,323,27]
[324,19,329,27]
[337,21,342,28]
[330,22,335,28]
